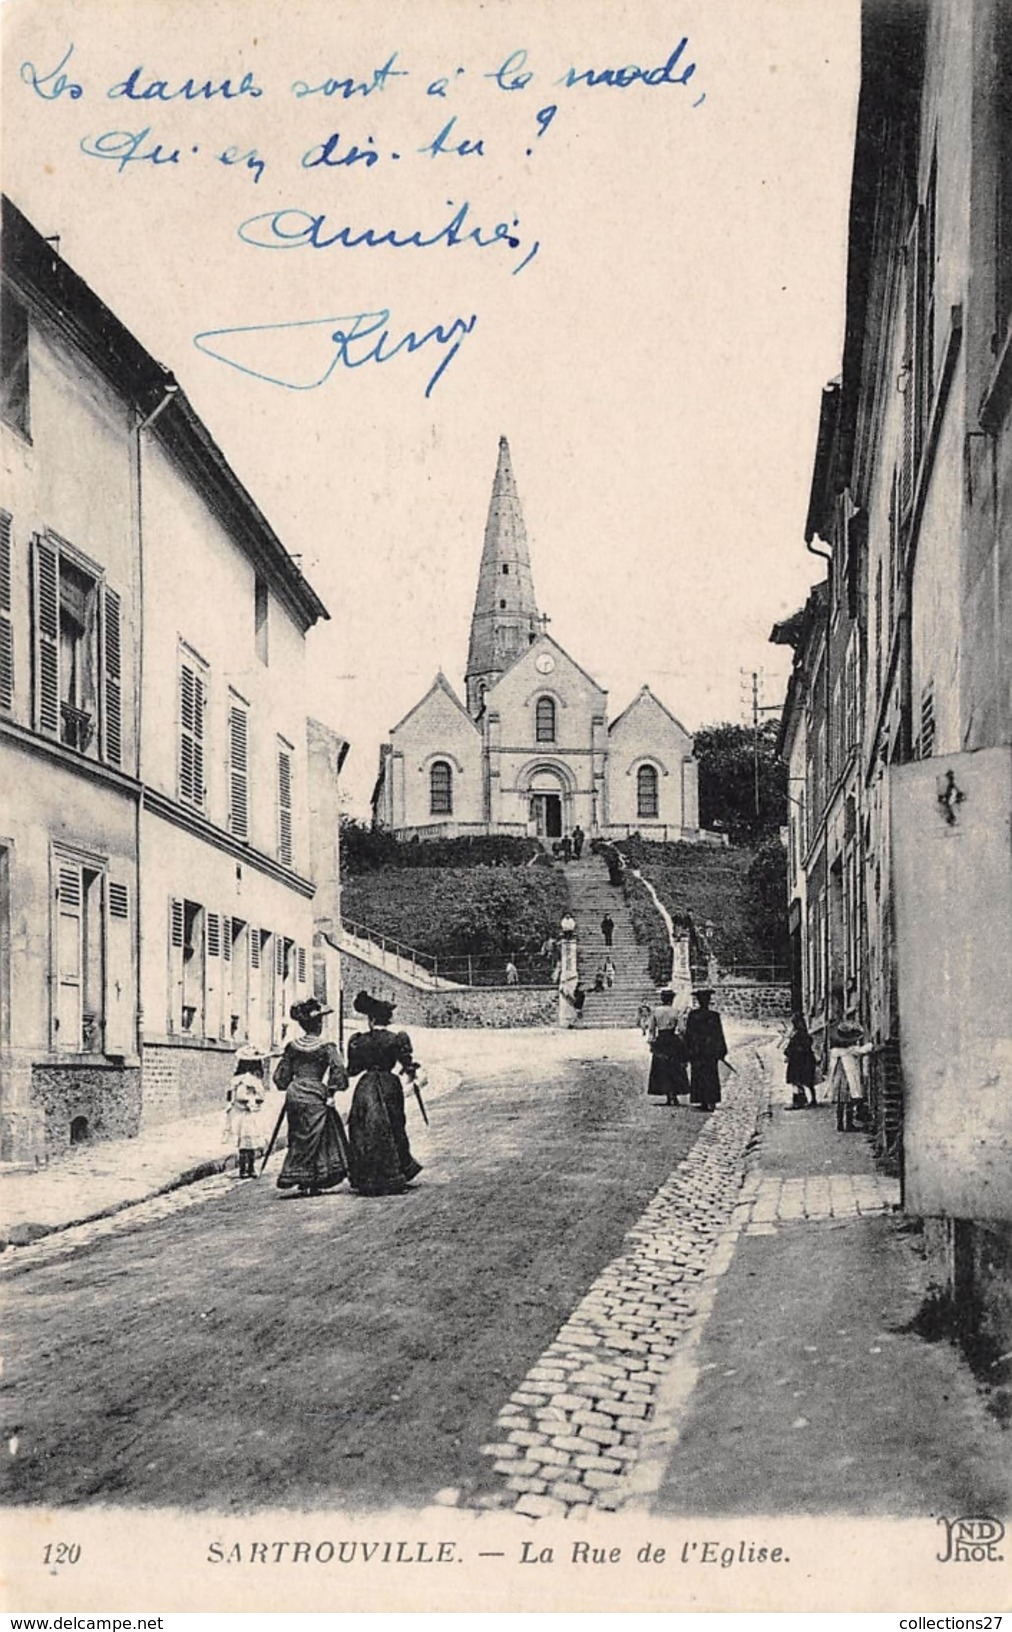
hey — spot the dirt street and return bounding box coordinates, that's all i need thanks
[0,1045,703,1510]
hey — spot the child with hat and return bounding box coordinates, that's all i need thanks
[225,1044,269,1178]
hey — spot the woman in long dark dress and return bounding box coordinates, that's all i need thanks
[646,989,689,1107]
[784,1013,818,1107]
[272,998,349,1194]
[345,992,423,1196]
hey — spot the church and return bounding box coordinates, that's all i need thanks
[372,438,701,844]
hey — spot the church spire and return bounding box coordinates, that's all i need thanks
[465,436,540,715]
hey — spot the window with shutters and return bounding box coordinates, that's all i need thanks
[180,898,205,1033]
[297,944,308,987]
[1,289,30,439]
[53,855,105,1053]
[918,682,936,760]
[30,535,122,764]
[0,511,12,714]
[429,759,452,815]
[229,918,248,1040]
[277,740,294,865]
[179,651,207,809]
[535,696,556,742]
[228,696,250,839]
[637,763,659,819]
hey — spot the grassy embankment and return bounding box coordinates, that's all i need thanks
[615,838,771,985]
[340,829,568,983]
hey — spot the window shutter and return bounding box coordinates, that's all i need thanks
[277,745,293,865]
[248,927,261,1047]
[205,910,220,1039]
[104,878,134,1055]
[33,534,60,738]
[250,926,261,969]
[55,861,84,1050]
[297,945,307,986]
[0,511,12,714]
[180,662,206,807]
[168,896,184,1033]
[229,703,249,838]
[275,934,285,976]
[220,912,233,1039]
[101,586,123,767]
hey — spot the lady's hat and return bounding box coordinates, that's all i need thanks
[290,995,333,1024]
[692,986,713,999]
[353,990,396,1022]
[235,1043,261,1063]
[836,1020,864,1042]
[659,988,675,1003]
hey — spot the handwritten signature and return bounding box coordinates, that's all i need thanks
[237,202,539,275]
[193,309,478,399]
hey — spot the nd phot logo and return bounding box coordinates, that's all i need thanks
[936,1515,1005,1563]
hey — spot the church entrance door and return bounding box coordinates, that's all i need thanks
[530,793,562,838]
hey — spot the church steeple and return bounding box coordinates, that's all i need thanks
[465,436,540,715]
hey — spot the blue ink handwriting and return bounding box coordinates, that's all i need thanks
[557,40,698,91]
[194,308,478,399]
[427,68,466,98]
[107,66,263,101]
[302,132,379,169]
[418,117,485,159]
[219,145,266,184]
[291,54,407,99]
[236,202,539,275]
[80,127,181,173]
[21,43,83,101]
[486,50,533,92]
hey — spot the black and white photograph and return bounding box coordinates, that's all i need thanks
[1,0,1010,1617]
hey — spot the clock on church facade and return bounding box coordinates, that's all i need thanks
[371,438,701,845]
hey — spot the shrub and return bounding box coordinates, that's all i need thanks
[340,818,539,875]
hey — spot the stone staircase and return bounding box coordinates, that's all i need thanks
[564,856,656,1027]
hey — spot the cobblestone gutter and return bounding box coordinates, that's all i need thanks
[471,1044,775,1518]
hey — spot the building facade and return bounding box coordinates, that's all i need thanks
[373,438,701,844]
[1,196,344,1160]
[774,0,1011,1352]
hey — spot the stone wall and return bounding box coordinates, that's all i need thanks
[31,1062,141,1159]
[711,982,792,1021]
[141,1040,239,1126]
[339,949,556,1029]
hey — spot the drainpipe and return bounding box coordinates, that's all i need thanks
[131,377,178,1061]
[806,533,832,1059]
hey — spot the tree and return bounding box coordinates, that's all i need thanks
[743,837,790,961]
[694,721,787,846]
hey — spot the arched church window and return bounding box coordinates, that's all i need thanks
[430,760,453,815]
[536,696,556,743]
[637,763,659,818]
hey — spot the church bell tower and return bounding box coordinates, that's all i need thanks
[465,436,540,716]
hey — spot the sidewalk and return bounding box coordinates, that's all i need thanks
[643,1075,1012,1516]
[0,1023,655,1249]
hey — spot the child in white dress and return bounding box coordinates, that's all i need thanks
[225,1045,268,1178]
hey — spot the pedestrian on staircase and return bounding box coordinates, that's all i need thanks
[572,824,585,860]
[685,988,728,1112]
[561,833,573,863]
[603,955,616,989]
[601,912,615,948]
[561,911,576,941]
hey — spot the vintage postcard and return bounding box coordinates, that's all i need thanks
[1,0,1009,1617]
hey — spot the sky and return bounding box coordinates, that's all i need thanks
[2,0,860,813]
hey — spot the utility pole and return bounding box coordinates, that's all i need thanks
[740,667,781,826]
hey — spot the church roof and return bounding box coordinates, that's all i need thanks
[389,669,480,736]
[608,684,692,740]
[465,436,540,688]
[485,630,608,704]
